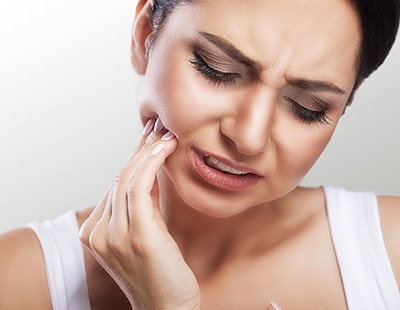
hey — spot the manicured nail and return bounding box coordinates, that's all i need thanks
[268,302,282,310]
[145,132,157,146]
[161,131,175,141]
[154,118,164,132]
[150,144,165,156]
[142,119,156,136]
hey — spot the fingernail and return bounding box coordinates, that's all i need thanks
[161,131,175,141]
[154,118,164,132]
[145,132,156,146]
[150,144,165,156]
[142,119,156,136]
[268,302,282,310]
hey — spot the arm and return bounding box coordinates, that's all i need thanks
[379,195,400,288]
[0,227,52,309]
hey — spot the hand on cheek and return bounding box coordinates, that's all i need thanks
[79,118,201,310]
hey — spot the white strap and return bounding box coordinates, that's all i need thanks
[324,186,400,309]
[28,210,91,310]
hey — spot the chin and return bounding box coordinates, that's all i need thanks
[179,189,259,219]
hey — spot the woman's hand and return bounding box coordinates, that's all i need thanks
[79,118,201,310]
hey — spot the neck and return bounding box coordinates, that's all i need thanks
[156,170,316,278]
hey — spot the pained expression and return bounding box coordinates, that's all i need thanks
[136,0,361,217]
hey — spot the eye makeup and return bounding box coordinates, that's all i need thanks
[187,34,336,126]
[282,85,333,125]
[189,49,243,86]
[282,95,331,125]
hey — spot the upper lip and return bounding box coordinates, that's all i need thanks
[194,147,263,177]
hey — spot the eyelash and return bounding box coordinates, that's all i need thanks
[283,95,331,125]
[189,51,241,86]
[189,51,331,125]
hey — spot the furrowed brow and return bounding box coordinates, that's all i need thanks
[197,31,347,96]
[198,31,260,69]
[288,78,346,95]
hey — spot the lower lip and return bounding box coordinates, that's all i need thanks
[189,148,262,191]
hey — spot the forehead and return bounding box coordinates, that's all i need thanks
[165,0,362,91]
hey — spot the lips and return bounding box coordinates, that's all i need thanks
[189,148,262,191]
[204,154,249,175]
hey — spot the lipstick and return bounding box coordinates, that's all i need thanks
[189,148,262,191]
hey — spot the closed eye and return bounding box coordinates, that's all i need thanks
[189,51,242,86]
[283,95,331,125]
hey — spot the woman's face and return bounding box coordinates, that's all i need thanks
[136,0,361,217]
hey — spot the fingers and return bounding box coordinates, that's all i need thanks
[78,117,201,308]
[111,117,177,231]
[79,182,114,245]
[267,302,282,310]
[122,118,155,165]
[125,133,177,230]
[127,143,169,230]
[88,186,114,259]
[80,116,177,256]
[125,117,166,164]
[124,117,166,166]
[142,118,156,136]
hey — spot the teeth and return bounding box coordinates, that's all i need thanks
[204,155,248,175]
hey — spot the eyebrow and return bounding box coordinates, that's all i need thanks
[198,31,347,95]
[287,78,346,95]
[198,31,259,68]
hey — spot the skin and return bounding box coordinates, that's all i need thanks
[0,0,399,309]
[140,0,357,219]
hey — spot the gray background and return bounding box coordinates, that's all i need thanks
[1,0,399,232]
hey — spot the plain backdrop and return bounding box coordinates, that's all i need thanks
[1,0,399,232]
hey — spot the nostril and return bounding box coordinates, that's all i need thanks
[223,126,270,157]
[220,104,273,156]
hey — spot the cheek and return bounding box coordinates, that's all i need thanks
[140,43,337,196]
[139,46,217,137]
[275,118,334,184]
[139,42,242,141]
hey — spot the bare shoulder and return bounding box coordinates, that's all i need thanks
[0,227,52,309]
[378,195,400,287]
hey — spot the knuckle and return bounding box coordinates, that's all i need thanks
[115,167,133,185]
[131,239,150,258]
[88,229,106,255]
[104,227,150,259]
[78,225,90,245]
[127,229,151,257]
[107,234,127,256]
[127,183,142,198]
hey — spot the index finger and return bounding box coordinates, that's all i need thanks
[126,118,156,161]
[125,117,166,165]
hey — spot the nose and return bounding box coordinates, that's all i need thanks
[220,87,275,156]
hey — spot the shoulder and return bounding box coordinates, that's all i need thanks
[0,227,52,309]
[378,195,400,288]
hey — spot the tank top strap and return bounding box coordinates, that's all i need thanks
[323,186,400,309]
[27,210,91,310]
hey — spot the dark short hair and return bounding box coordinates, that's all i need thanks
[350,0,400,104]
[148,0,400,105]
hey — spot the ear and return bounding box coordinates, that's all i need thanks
[131,0,154,75]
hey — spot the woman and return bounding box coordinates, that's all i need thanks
[1,0,399,309]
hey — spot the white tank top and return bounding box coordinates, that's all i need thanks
[28,210,91,310]
[324,186,400,309]
[28,187,400,309]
